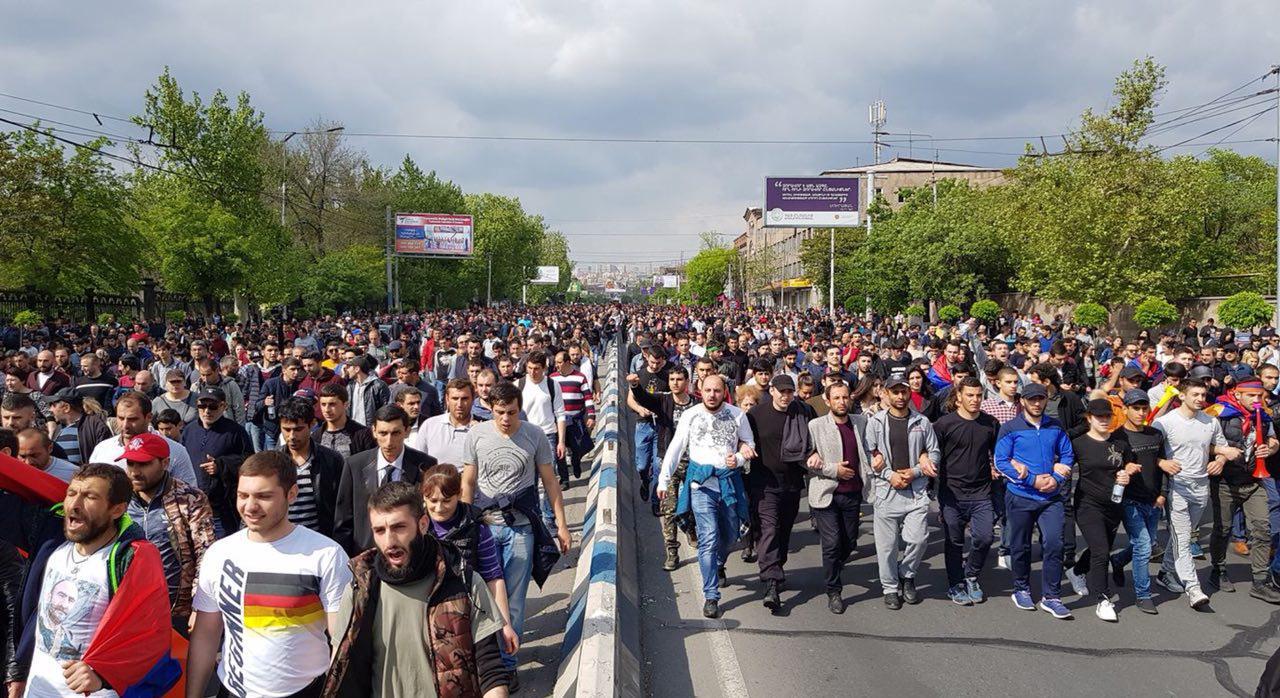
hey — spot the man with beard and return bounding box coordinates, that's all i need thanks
[805,379,870,614]
[745,375,812,614]
[628,366,698,571]
[657,375,756,619]
[88,392,198,486]
[121,433,216,631]
[323,481,511,697]
[187,452,351,698]
[15,464,171,698]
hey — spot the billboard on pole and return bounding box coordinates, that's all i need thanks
[394,213,474,256]
[531,266,561,285]
[763,177,860,227]
[657,275,680,288]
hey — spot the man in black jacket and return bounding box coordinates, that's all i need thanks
[46,388,113,466]
[628,365,698,570]
[277,399,344,540]
[334,405,437,556]
[182,387,253,537]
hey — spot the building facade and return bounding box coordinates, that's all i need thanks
[737,157,1006,309]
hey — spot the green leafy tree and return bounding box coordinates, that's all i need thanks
[526,231,573,305]
[970,299,1001,323]
[685,237,735,305]
[300,244,385,313]
[0,129,142,293]
[1133,296,1179,328]
[1217,291,1274,330]
[1073,302,1110,328]
[904,304,926,318]
[938,305,963,323]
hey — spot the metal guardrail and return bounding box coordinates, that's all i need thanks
[554,340,641,697]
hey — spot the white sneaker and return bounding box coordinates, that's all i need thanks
[1095,597,1118,622]
[997,555,1010,570]
[1187,586,1210,609]
[1065,568,1089,596]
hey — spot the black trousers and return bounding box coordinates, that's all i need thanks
[812,490,863,592]
[1072,495,1123,599]
[742,486,762,553]
[940,490,994,587]
[755,487,802,583]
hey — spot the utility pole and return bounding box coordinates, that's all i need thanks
[1273,65,1280,328]
[280,181,286,227]
[385,206,393,312]
[867,99,887,320]
[486,250,493,307]
[828,226,835,320]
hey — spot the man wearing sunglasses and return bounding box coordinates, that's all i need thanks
[182,387,254,537]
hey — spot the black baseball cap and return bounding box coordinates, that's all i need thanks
[1085,398,1114,417]
[195,387,226,404]
[1123,389,1151,406]
[1020,383,1048,400]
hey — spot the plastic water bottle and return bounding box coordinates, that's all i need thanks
[1110,480,1125,503]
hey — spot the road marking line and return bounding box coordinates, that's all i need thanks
[678,540,749,698]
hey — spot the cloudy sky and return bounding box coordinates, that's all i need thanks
[3,1,1278,269]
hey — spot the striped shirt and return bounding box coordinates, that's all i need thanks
[551,370,595,419]
[288,453,320,530]
[54,422,81,464]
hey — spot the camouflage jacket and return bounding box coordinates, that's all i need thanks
[155,475,216,618]
[323,547,482,698]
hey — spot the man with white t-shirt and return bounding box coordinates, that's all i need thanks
[186,451,352,698]
[88,392,197,486]
[15,465,172,698]
[1153,378,1241,608]
[657,374,756,619]
[408,378,476,471]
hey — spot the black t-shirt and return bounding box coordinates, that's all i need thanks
[72,372,118,406]
[747,402,805,490]
[1115,426,1165,504]
[633,364,670,421]
[1071,432,1134,503]
[887,413,911,471]
[933,411,999,501]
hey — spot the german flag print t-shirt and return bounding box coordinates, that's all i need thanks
[193,525,352,698]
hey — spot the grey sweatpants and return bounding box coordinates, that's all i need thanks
[1161,483,1209,591]
[873,489,930,593]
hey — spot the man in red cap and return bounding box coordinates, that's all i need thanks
[1207,375,1280,602]
[120,433,217,630]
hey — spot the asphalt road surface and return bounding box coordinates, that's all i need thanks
[635,475,1280,697]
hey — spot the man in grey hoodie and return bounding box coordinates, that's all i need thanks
[865,375,941,610]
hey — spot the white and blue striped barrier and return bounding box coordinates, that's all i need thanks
[555,340,641,698]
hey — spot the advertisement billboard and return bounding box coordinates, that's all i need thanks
[658,274,680,288]
[531,265,561,285]
[763,177,860,227]
[394,213,474,256]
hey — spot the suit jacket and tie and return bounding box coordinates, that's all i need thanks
[333,446,437,556]
[806,412,874,510]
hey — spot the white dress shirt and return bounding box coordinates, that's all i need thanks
[408,414,472,472]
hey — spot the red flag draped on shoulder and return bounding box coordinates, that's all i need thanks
[0,453,184,697]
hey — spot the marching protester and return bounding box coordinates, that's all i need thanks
[865,375,940,609]
[187,451,352,698]
[628,365,699,571]
[322,481,511,697]
[656,374,755,619]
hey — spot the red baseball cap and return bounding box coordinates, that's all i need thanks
[116,433,170,462]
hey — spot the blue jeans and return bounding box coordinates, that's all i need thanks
[690,484,734,601]
[1115,500,1161,599]
[1264,478,1280,575]
[1006,492,1064,599]
[634,421,658,477]
[540,432,559,530]
[488,522,534,671]
[940,491,994,587]
[245,421,265,453]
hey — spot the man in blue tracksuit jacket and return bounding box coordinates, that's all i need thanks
[993,383,1077,619]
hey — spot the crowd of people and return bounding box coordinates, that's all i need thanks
[5,300,1280,696]
[0,306,618,698]
[623,307,1280,626]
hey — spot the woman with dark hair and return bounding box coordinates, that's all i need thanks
[421,463,519,656]
[850,375,883,416]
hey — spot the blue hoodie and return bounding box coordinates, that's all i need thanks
[994,413,1076,502]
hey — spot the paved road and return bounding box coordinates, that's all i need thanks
[509,477,589,696]
[635,467,1280,697]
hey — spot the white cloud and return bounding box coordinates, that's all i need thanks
[1,0,1276,263]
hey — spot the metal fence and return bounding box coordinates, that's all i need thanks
[0,285,222,323]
